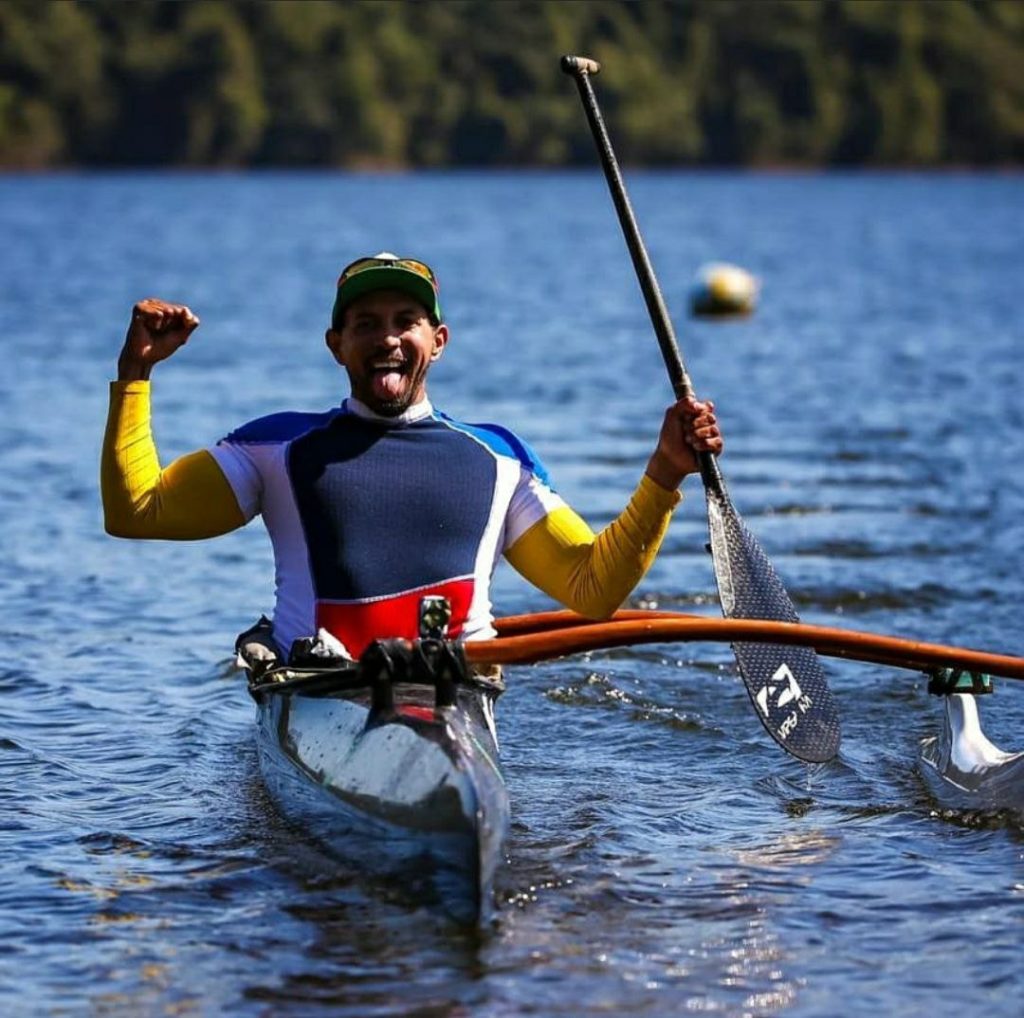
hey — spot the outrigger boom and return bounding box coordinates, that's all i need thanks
[472,610,1024,681]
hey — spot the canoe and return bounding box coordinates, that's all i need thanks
[918,693,1024,814]
[249,648,508,925]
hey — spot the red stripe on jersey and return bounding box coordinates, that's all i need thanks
[316,578,474,657]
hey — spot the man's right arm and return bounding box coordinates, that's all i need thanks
[101,298,246,540]
[101,381,245,539]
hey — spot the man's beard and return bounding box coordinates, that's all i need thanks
[372,392,413,416]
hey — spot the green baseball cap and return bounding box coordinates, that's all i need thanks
[332,252,442,328]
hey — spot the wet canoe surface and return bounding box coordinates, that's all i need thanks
[256,681,507,924]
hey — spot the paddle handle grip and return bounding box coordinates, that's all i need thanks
[560,55,601,76]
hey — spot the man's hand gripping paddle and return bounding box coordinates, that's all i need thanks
[561,55,840,763]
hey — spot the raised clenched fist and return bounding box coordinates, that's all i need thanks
[117,298,200,381]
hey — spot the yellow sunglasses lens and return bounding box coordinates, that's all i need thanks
[395,259,435,282]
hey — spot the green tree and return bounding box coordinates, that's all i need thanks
[0,0,109,165]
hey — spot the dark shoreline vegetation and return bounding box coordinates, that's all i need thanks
[2,0,1022,169]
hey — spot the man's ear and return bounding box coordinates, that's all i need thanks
[325,327,345,364]
[431,323,449,361]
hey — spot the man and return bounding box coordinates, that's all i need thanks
[102,253,722,659]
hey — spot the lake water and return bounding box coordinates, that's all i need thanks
[1,170,1023,1016]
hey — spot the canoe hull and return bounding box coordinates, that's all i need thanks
[256,681,508,923]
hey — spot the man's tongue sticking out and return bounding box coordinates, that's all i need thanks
[373,365,405,402]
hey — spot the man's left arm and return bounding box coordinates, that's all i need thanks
[505,397,722,618]
[505,474,680,618]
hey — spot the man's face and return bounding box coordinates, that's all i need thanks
[326,289,448,416]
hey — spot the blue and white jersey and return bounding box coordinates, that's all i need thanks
[209,397,564,655]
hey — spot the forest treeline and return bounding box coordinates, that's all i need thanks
[2,0,1022,168]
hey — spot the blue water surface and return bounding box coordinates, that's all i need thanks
[1,170,1023,1016]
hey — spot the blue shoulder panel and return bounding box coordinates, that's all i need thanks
[434,411,553,488]
[221,407,343,445]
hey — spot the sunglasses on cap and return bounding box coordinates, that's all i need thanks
[336,255,437,288]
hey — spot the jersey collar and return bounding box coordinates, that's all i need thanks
[343,395,434,425]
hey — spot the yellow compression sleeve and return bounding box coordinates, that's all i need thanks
[101,381,246,539]
[505,474,682,619]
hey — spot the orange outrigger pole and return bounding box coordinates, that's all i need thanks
[463,610,1024,681]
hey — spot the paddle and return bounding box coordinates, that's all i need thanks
[561,55,841,764]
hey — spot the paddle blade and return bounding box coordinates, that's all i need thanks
[706,487,841,763]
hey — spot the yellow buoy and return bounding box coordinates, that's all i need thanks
[690,262,759,318]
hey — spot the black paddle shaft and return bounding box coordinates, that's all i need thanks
[560,55,721,493]
[561,55,840,763]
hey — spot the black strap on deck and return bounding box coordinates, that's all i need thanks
[246,636,502,704]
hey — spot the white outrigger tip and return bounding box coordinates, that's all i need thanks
[919,693,1024,815]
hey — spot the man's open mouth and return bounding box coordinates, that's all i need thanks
[369,362,408,401]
